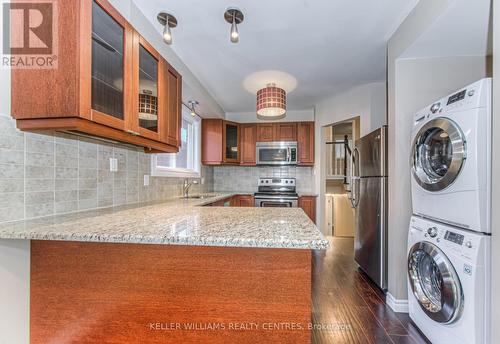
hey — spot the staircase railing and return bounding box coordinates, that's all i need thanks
[325,135,353,190]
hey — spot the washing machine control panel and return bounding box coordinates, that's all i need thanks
[410,216,484,262]
[444,231,464,245]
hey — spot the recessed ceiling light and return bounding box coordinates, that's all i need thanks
[157,12,177,45]
[224,8,244,43]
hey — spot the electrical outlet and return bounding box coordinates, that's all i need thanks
[143,175,150,186]
[109,158,118,172]
[201,177,205,185]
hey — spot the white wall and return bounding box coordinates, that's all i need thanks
[491,0,499,342]
[313,82,387,234]
[225,109,314,123]
[0,240,30,344]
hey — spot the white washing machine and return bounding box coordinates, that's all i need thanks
[407,216,490,344]
[411,78,492,233]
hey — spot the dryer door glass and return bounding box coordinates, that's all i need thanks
[408,241,463,324]
[412,118,465,192]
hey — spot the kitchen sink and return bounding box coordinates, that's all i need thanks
[182,194,219,199]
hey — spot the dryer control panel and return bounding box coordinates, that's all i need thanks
[412,78,491,128]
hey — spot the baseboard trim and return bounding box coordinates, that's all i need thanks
[386,292,409,313]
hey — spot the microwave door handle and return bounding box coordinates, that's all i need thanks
[287,147,291,162]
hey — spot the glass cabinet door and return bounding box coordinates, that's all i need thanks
[91,0,125,121]
[138,45,159,133]
[224,122,239,162]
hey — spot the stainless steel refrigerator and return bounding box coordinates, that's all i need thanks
[350,126,387,290]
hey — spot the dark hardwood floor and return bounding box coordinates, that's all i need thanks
[312,237,431,344]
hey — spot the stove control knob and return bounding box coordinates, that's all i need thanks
[427,227,438,238]
[430,103,441,114]
[465,241,472,248]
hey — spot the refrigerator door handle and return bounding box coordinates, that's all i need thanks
[350,148,360,208]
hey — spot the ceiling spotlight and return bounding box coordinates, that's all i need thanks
[157,12,177,45]
[224,8,244,43]
[188,100,199,116]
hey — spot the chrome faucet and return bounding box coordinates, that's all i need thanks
[183,179,199,198]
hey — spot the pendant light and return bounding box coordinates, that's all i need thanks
[256,83,287,118]
[224,8,244,43]
[157,12,177,45]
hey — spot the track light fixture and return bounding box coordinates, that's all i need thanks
[224,8,244,43]
[157,12,177,45]
[188,100,199,116]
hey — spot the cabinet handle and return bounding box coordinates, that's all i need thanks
[126,130,140,136]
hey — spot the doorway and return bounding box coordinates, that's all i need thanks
[323,118,359,238]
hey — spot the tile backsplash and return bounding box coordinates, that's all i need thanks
[0,114,213,223]
[213,165,314,194]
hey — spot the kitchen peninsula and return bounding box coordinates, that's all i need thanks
[0,194,328,343]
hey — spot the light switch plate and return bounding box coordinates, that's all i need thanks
[143,175,150,186]
[109,158,118,172]
[201,177,205,185]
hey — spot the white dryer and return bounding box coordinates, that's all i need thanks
[407,216,490,344]
[411,78,491,233]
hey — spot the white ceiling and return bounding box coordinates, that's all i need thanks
[402,0,491,58]
[133,0,418,113]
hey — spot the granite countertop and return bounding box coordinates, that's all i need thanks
[0,193,329,250]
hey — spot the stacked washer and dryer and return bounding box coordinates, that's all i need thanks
[408,78,492,344]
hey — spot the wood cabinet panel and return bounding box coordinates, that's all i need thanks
[132,33,162,141]
[298,122,315,165]
[231,195,255,207]
[10,0,181,153]
[275,122,297,141]
[31,241,312,343]
[240,124,257,165]
[222,121,240,164]
[201,119,223,165]
[165,64,182,147]
[299,196,317,224]
[238,195,255,207]
[257,123,274,142]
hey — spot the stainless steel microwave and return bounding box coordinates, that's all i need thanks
[256,142,298,165]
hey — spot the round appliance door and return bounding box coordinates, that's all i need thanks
[411,118,466,192]
[408,241,463,324]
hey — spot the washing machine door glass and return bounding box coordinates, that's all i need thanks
[412,118,466,192]
[408,241,463,324]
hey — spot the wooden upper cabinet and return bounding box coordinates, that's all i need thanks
[132,34,162,141]
[223,121,240,164]
[274,123,297,141]
[165,64,182,147]
[240,124,257,165]
[89,0,133,131]
[202,119,223,165]
[10,0,181,153]
[257,123,297,142]
[297,122,315,165]
[256,123,274,142]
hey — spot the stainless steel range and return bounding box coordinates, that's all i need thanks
[254,178,298,207]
